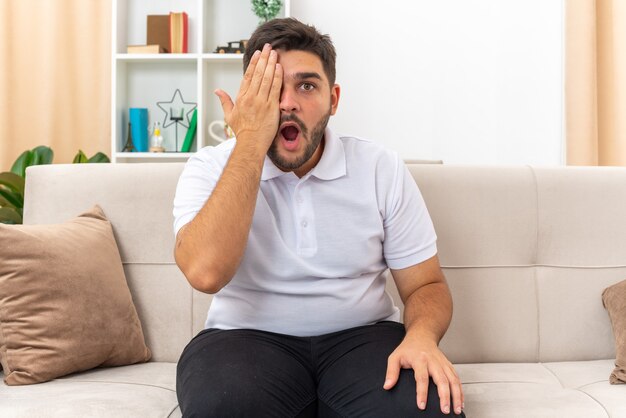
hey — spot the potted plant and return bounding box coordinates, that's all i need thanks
[251,0,283,24]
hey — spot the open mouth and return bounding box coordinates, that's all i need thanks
[280,123,300,142]
[279,122,302,152]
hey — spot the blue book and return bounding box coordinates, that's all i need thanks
[129,108,149,152]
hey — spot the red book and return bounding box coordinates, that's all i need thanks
[169,12,188,53]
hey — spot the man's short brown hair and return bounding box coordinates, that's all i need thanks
[244,18,337,86]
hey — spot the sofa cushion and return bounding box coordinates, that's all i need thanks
[602,279,626,384]
[0,362,180,417]
[546,360,625,417]
[0,206,151,385]
[457,360,616,417]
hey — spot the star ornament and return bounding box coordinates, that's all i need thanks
[156,89,197,129]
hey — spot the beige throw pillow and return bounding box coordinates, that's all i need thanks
[602,279,626,384]
[0,205,151,385]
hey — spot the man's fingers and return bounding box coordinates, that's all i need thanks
[269,63,283,102]
[446,366,464,415]
[259,49,278,99]
[387,341,463,415]
[383,357,401,390]
[430,367,451,415]
[413,363,429,411]
[249,43,272,94]
[239,49,261,96]
[214,89,234,118]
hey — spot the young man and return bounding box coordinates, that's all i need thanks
[173,18,465,418]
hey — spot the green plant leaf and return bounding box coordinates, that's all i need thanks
[87,152,110,163]
[0,187,23,209]
[31,146,54,165]
[0,194,19,216]
[9,146,52,177]
[0,172,25,195]
[0,193,11,207]
[10,151,33,177]
[73,150,88,163]
[0,207,23,224]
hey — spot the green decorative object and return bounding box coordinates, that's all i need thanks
[181,109,198,153]
[0,146,110,224]
[251,0,282,24]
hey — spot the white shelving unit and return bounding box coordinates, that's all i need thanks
[111,0,290,163]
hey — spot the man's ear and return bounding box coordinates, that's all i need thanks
[330,84,341,115]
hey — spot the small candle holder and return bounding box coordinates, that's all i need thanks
[170,108,184,151]
[156,89,197,152]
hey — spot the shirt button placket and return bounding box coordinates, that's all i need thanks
[294,182,314,254]
[293,184,304,249]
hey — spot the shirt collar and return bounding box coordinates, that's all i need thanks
[261,127,347,181]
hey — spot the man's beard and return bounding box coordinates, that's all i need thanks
[267,109,331,172]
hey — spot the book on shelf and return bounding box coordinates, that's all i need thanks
[126,44,165,54]
[181,109,197,152]
[147,15,170,53]
[169,12,188,53]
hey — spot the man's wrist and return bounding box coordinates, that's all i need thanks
[403,325,441,346]
[227,138,268,181]
[234,132,273,159]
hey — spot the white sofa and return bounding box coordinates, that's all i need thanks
[1,162,625,417]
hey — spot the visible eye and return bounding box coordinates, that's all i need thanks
[300,82,316,92]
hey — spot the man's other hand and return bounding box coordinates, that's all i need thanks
[384,336,464,415]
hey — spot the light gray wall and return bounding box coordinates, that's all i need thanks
[291,0,564,165]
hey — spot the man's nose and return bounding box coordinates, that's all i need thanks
[279,89,300,113]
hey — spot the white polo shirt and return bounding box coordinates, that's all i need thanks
[173,128,437,336]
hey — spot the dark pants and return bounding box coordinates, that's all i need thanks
[176,321,465,418]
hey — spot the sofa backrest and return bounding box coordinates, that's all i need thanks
[23,163,626,364]
[405,164,626,364]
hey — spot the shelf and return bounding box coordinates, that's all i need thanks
[115,53,244,62]
[202,53,244,61]
[115,152,194,162]
[116,152,195,158]
[114,53,243,63]
[115,0,200,55]
[116,53,200,62]
[112,0,290,163]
